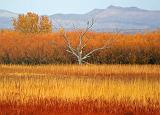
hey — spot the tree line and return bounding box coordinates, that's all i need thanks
[0,12,159,64]
[0,30,160,64]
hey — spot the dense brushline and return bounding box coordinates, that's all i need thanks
[0,30,160,64]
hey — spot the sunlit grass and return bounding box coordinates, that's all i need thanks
[0,64,160,77]
[0,76,160,104]
[0,64,159,105]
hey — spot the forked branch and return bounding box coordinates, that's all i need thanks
[62,19,113,64]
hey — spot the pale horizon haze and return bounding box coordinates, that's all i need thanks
[0,0,159,15]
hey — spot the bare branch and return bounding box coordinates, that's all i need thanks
[82,45,110,60]
[66,49,73,54]
[74,19,95,62]
[72,20,94,50]
[62,32,78,57]
[61,19,114,64]
[81,34,91,50]
[80,19,94,40]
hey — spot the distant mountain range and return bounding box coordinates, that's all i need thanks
[0,9,18,29]
[1,5,160,33]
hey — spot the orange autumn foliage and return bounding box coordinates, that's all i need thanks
[13,12,52,33]
[0,29,160,64]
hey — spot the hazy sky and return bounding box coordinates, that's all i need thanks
[0,0,159,15]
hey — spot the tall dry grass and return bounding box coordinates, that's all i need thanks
[0,64,160,114]
[0,75,160,103]
[0,64,160,77]
[0,65,159,103]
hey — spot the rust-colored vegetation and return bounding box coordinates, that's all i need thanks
[0,99,159,115]
[0,65,160,115]
[0,30,160,64]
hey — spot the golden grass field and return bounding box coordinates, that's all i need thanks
[0,64,160,114]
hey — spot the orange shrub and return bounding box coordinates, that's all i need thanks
[0,30,160,64]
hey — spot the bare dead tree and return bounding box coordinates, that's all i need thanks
[61,19,113,64]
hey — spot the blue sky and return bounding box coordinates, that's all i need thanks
[0,0,159,15]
